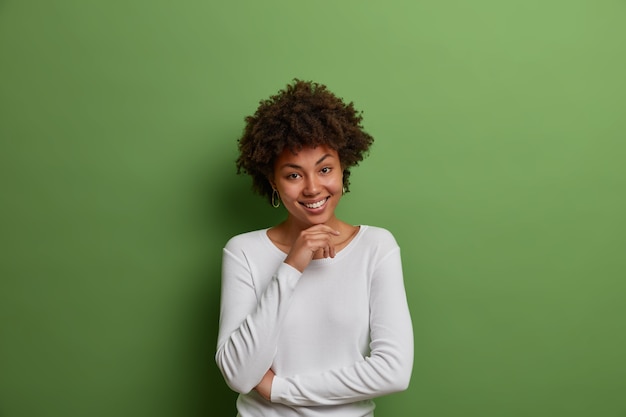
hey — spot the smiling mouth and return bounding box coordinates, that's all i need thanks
[301,197,329,209]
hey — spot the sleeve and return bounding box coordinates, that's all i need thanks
[270,247,414,406]
[215,243,302,394]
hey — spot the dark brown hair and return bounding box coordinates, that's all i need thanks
[236,79,374,204]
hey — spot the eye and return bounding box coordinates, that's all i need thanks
[287,173,301,180]
[320,166,332,174]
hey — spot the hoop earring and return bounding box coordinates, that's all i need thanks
[271,189,281,208]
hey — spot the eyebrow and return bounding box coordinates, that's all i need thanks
[279,153,334,170]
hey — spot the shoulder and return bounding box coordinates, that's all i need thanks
[358,225,400,251]
[224,229,269,253]
[360,225,398,242]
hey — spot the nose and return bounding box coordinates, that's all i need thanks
[303,175,321,196]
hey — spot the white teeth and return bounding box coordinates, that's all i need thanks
[304,198,327,209]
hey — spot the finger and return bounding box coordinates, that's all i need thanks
[306,235,335,252]
[305,224,340,236]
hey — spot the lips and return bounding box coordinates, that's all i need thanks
[301,197,329,209]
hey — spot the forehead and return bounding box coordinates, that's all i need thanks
[275,145,339,167]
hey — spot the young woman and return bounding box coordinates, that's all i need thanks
[216,80,413,416]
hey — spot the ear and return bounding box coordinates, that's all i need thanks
[268,176,276,190]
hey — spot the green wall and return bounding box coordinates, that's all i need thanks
[1,1,625,416]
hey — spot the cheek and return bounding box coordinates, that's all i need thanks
[278,182,300,198]
[327,175,344,193]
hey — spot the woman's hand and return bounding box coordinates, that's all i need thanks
[255,368,275,401]
[284,224,340,272]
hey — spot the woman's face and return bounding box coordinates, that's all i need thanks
[272,145,344,228]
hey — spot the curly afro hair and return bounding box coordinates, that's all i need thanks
[236,79,374,205]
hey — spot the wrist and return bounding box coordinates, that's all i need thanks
[255,369,275,401]
[284,257,305,273]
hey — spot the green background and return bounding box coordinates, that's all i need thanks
[1,1,625,416]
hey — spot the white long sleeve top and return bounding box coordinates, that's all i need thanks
[216,225,414,417]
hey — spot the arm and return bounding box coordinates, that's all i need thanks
[270,248,414,406]
[215,226,340,394]
[215,246,301,394]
